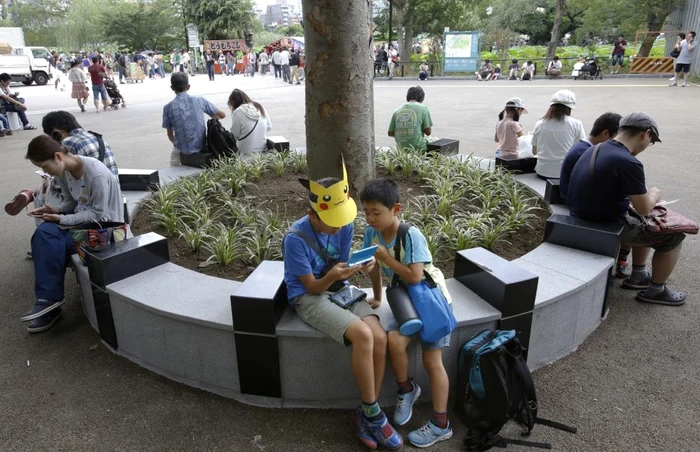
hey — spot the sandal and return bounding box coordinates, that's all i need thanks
[23,125,37,130]
[5,189,34,216]
[636,287,686,306]
[621,271,650,290]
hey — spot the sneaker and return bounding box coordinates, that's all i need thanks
[407,420,453,448]
[394,381,421,426]
[669,81,677,87]
[366,412,403,450]
[20,300,66,322]
[26,309,63,333]
[614,260,629,278]
[682,83,686,87]
[352,407,377,449]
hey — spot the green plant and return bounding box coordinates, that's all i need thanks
[245,226,282,265]
[286,152,308,174]
[202,223,245,267]
[270,152,287,177]
[246,153,269,182]
[179,223,211,253]
[376,149,397,176]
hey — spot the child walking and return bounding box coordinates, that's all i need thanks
[494,97,527,160]
[68,60,89,113]
[360,178,453,448]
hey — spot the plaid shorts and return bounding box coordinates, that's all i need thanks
[621,213,685,253]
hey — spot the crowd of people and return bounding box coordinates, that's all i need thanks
[201,46,305,83]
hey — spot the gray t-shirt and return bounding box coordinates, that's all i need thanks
[56,156,124,226]
[677,39,696,64]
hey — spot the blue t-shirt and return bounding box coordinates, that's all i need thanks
[567,140,647,223]
[283,215,353,302]
[559,139,592,204]
[162,92,219,155]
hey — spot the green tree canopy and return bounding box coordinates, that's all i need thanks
[58,0,103,51]
[275,24,303,37]
[183,0,259,40]
[3,0,64,46]
[102,0,184,52]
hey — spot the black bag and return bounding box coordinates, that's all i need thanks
[202,118,237,158]
[670,48,681,58]
[458,330,576,450]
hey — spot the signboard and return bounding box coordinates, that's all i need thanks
[186,24,200,47]
[443,31,481,72]
[630,57,674,74]
[203,40,248,53]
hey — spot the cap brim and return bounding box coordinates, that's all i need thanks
[316,198,357,228]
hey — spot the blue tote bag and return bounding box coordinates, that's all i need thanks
[407,270,457,343]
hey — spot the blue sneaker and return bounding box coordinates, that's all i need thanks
[352,406,377,449]
[407,420,453,448]
[394,381,421,426]
[366,412,403,450]
[26,308,63,333]
[20,300,65,322]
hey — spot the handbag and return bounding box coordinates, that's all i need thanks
[670,48,681,58]
[71,221,128,264]
[590,143,698,235]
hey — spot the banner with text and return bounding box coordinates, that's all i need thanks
[443,31,481,72]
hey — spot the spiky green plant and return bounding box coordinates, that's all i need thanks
[202,223,245,267]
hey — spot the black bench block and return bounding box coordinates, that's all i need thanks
[180,152,214,168]
[91,284,119,350]
[234,333,281,398]
[500,311,533,355]
[453,247,539,317]
[544,214,623,259]
[427,138,459,156]
[544,179,565,205]
[266,136,290,153]
[118,169,159,191]
[230,260,287,335]
[85,232,170,290]
[495,157,537,173]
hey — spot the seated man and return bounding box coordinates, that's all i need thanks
[521,60,535,80]
[508,59,520,79]
[490,64,502,80]
[418,61,429,81]
[388,86,434,152]
[282,160,402,449]
[0,112,12,136]
[162,72,226,166]
[546,56,563,78]
[476,59,493,81]
[0,73,37,130]
[566,112,686,306]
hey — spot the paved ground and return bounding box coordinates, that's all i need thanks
[1,74,699,451]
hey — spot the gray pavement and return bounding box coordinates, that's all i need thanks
[1,75,700,451]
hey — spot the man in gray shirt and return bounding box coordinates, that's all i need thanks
[670,31,696,87]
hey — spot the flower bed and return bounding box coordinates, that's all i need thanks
[131,149,547,282]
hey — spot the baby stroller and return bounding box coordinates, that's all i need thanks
[573,57,603,80]
[103,77,127,109]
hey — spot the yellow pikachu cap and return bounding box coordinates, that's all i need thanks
[298,156,357,228]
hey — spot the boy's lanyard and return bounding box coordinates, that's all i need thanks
[312,229,331,262]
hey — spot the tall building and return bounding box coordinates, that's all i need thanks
[261,0,302,29]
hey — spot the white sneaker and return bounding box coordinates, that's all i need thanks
[669,81,677,87]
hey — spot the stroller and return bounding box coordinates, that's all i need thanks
[103,77,127,109]
[573,57,603,80]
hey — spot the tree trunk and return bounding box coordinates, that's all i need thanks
[394,2,405,57]
[401,7,413,64]
[546,0,566,59]
[637,15,667,57]
[302,0,375,195]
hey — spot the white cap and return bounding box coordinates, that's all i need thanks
[550,90,577,109]
[505,97,528,113]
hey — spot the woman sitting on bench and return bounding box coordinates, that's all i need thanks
[0,73,37,130]
[227,89,272,156]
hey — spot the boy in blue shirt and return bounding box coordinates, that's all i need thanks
[283,161,402,450]
[361,178,453,448]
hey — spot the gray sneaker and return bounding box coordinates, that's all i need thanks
[393,381,421,426]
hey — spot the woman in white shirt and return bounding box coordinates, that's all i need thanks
[227,89,272,156]
[531,90,586,179]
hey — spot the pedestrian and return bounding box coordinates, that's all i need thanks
[162,72,226,166]
[670,31,696,87]
[272,48,281,78]
[388,45,398,79]
[67,61,89,113]
[147,53,156,79]
[374,45,383,76]
[258,49,269,76]
[117,51,128,84]
[226,52,235,75]
[87,56,112,113]
[247,50,256,78]
[54,57,66,91]
[280,47,291,82]
[156,53,165,78]
[610,36,627,74]
[289,50,300,84]
[218,52,226,74]
[204,49,215,81]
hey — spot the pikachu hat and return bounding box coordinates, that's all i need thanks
[298,156,357,228]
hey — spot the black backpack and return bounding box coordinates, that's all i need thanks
[203,118,237,159]
[457,330,576,450]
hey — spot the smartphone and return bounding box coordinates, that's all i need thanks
[35,170,51,179]
[347,245,378,267]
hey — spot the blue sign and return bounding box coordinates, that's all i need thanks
[443,31,481,72]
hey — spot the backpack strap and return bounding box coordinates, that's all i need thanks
[390,222,412,286]
[87,130,106,163]
[284,227,328,262]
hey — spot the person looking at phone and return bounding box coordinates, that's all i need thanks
[670,31,696,87]
[282,161,402,450]
[0,72,37,130]
[20,135,124,333]
[360,178,453,448]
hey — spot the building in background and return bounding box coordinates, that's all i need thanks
[260,0,302,29]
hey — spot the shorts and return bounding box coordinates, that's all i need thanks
[385,305,453,350]
[294,292,378,345]
[612,54,624,66]
[92,84,108,101]
[621,213,685,253]
[675,63,691,73]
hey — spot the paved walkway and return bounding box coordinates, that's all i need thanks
[1,75,699,451]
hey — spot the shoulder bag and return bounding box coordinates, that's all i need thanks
[590,144,698,235]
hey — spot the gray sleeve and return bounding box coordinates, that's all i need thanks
[59,176,109,226]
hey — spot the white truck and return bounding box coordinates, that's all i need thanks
[0,28,52,85]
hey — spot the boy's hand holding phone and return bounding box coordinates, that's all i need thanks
[373,244,390,263]
[328,262,363,281]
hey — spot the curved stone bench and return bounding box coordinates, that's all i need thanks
[70,158,614,409]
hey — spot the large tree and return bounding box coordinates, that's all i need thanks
[302,0,375,195]
[546,0,566,58]
[183,0,259,40]
[102,0,183,51]
[59,0,103,51]
[4,0,65,46]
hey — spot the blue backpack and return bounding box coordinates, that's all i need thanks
[457,330,577,450]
